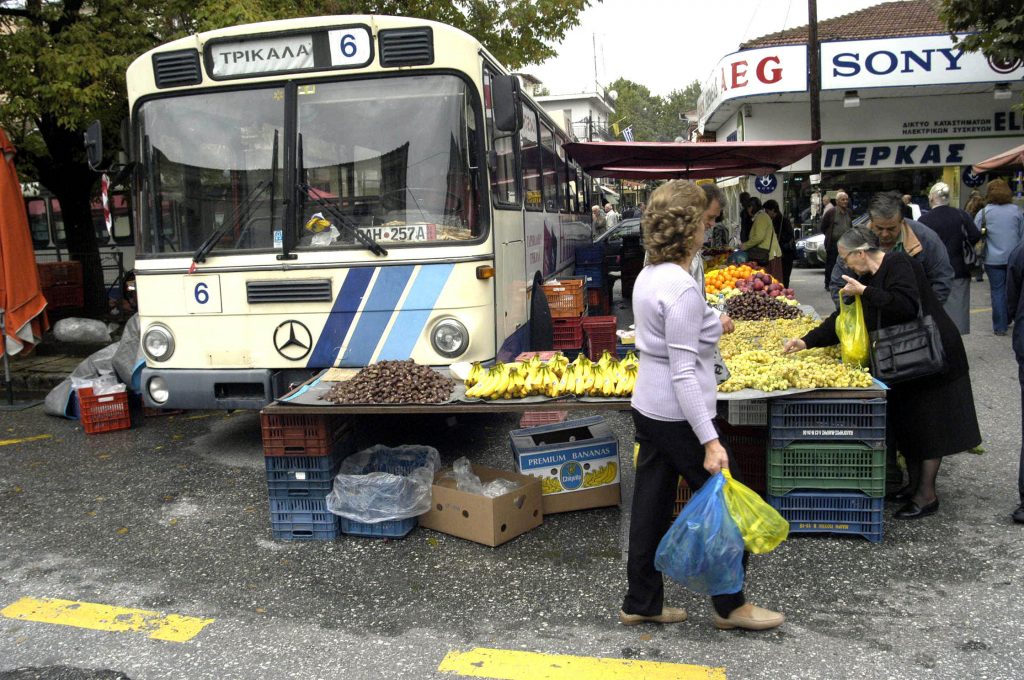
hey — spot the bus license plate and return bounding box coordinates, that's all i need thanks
[357,224,436,243]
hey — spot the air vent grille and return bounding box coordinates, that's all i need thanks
[152,50,202,88]
[247,279,333,304]
[378,28,434,67]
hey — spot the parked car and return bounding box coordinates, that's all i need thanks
[796,213,870,268]
[594,217,641,268]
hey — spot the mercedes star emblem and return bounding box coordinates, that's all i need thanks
[273,320,312,360]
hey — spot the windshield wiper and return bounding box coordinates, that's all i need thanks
[189,180,271,272]
[297,181,388,257]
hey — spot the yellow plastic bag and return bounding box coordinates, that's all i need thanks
[836,291,870,368]
[721,469,789,554]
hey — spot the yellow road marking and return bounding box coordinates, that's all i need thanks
[0,597,214,643]
[0,434,53,447]
[970,307,991,314]
[438,647,726,679]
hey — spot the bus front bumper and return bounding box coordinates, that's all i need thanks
[141,368,275,411]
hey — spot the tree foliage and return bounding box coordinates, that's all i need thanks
[940,0,1024,63]
[607,77,702,142]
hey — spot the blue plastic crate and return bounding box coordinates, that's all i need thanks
[267,478,335,498]
[264,449,345,496]
[271,517,342,541]
[769,398,887,449]
[616,344,638,358]
[269,498,334,524]
[339,516,417,538]
[768,491,883,543]
[575,244,604,265]
[574,264,604,289]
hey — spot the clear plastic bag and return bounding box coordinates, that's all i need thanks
[721,469,789,554]
[654,472,745,596]
[440,456,522,498]
[326,445,440,523]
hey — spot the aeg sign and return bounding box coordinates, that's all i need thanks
[697,44,807,130]
[821,34,1024,89]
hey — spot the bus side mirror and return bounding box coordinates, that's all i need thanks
[491,75,522,133]
[84,120,103,171]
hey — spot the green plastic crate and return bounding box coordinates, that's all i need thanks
[767,442,886,497]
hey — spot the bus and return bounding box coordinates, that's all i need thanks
[107,15,598,410]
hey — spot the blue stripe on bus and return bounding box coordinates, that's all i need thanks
[307,267,374,368]
[340,265,416,366]
[376,264,455,362]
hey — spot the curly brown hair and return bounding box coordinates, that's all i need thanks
[985,179,1013,205]
[642,180,707,265]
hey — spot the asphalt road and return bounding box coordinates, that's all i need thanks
[1,268,1022,680]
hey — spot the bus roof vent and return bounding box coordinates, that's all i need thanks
[247,279,334,304]
[378,28,434,67]
[152,50,202,89]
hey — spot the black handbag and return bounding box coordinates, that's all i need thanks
[869,305,946,384]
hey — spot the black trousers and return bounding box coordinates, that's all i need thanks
[623,410,747,618]
[1019,363,1024,502]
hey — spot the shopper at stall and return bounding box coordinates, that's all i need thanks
[764,199,796,288]
[785,227,980,519]
[822,192,852,291]
[974,179,1024,336]
[919,182,982,334]
[591,205,607,237]
[1005,239,1024,524]
[621,180,784,631]
[739,192,753,242]
[741,197,783,282]
[829,191,952,307]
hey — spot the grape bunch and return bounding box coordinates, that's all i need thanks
[725,291,803,320]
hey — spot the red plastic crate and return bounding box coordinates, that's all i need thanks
[586,287,610,315]
[260,412,350,456]
[37,261,83,288]
[552,317,584,349]
[542,279,585,318]
[77,387,131,434]
[43,284,84,309]
[519,410,569,428]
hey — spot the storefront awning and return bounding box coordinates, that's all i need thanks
[971,142,1024,174]
[563,140,821,179]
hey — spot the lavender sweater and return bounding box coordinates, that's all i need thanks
[631,262,722,444]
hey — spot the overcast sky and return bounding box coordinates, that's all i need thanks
[528,0,895,97]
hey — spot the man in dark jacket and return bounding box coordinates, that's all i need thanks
[919,181,982,334]
[1006,241,1024,524]
[822,192,852,290]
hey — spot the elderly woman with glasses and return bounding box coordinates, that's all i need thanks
[785,227,980,519]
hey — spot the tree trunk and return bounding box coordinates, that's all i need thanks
[36,114,106,315]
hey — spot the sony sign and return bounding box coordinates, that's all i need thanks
[821,34,1024,89]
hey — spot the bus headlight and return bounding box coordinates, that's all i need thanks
[148,376,170,404]
[430,318,469,358]
[143,324,175,362]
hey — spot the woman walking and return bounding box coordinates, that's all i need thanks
[975,179,1024,335]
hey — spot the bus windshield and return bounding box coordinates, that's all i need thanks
[135,74,482,259]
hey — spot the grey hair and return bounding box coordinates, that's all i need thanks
[868,191,904,221]
[701,183,724,207]
[838,226,881,251]
[929,182,950,206]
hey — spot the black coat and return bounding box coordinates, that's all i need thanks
[802,252,979,458]
[918,205,981,279]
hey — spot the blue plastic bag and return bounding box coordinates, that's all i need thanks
[654,472,745,596]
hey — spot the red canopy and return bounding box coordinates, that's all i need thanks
[563,140,822,179]
[971,142,1024,174]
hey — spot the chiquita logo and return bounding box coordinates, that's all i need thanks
[559,461,584,491]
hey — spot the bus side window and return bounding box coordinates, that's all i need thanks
[521,105,541,211]
[540,122,559,213]
[25,198,50,248]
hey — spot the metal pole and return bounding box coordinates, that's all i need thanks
[1,310,13,406]
[808,0,822,175]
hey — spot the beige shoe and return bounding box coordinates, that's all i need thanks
[711,603,785,631]
[619,606,688,625]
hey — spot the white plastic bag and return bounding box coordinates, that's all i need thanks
[327,445,440,523]
[54,317,112,344]
[440,456,522,498]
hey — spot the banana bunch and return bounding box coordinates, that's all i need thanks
[464,351,639,400]
[583,461,618,488]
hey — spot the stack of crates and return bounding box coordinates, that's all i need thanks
[581,315,617,360]
[544,279,586,355]
[38,261,84,310]
[575,245,609,315]
[766,398,887,542]
[261,413,352,541]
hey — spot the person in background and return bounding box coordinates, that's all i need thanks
[605,203,621,229]
[622,179,783,631]
[591,205,607,237]
[739,191,753,242]
[902,194,922,220]
[822,191,852,291]
[820,195,834,219]
[964,189,986,282]
[919,181,981,334]
[974,179,1024,336]
[764,199,796,288]
[1006,239,1024,524]
[786,227,980,519]
[741,197,783,282]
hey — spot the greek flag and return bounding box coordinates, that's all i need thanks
[623,126,634,142]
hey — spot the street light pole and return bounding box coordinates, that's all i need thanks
[808,0,822,175]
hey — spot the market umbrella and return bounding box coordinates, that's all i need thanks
[1,128,49,406]
[971,142,1024,174]
[563,140,822,178]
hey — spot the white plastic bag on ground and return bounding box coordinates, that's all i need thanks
[440,456,522,497]
[54,317,112,344]
[327,445,441,523]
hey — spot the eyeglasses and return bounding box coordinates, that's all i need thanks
[839,249,867,265]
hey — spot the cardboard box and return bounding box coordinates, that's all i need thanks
[509,416,621,514]
[419,465,543,547]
